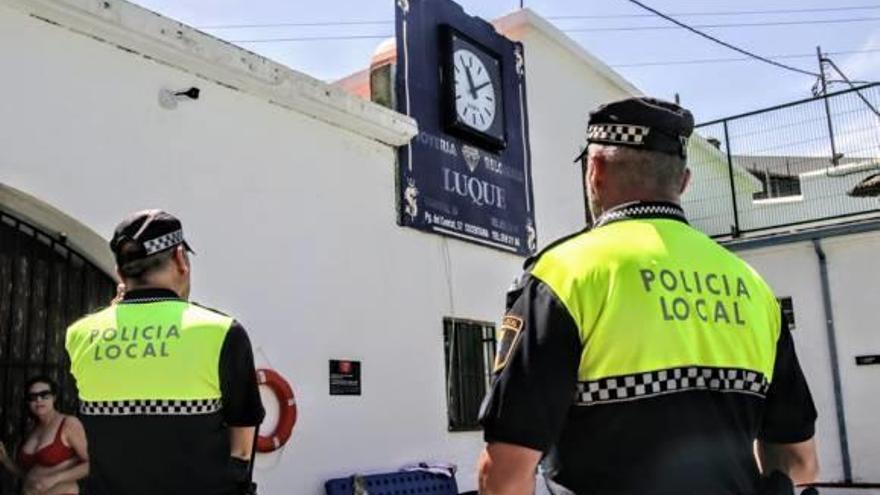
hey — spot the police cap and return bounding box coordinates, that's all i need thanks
[574,96,694,162]
[110,209,194,265]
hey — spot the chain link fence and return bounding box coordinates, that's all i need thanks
[685,83,880,238]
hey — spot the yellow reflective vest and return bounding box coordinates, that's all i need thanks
[530,208,781,401]
[66,299,232,406]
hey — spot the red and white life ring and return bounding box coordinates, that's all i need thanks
[256,368,297,453]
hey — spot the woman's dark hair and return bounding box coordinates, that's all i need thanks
[24,375,58,396]
[23,375,61,419]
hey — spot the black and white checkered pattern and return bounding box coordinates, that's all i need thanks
[595,204,686,227]
[575,366,770,406]
[588,124,649,146]
[118,297,181,304]
[80,398,222,416]
[142,230,184,255]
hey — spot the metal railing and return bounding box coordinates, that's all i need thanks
[685,83,880,239]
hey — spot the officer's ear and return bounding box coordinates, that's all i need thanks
[172,246,190,276]
[679,167,692,195]
[587,152,607,189]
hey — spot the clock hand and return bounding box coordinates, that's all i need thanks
[473,81,492,93]
[464,65,478,99]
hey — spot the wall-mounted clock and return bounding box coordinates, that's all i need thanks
[443,27,507,149]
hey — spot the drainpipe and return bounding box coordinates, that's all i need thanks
[812,238,852,482]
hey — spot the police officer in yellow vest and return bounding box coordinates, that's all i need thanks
[66,210,264,495]
[477,98,819,495]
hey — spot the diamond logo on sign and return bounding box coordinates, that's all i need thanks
[462,145,481,173]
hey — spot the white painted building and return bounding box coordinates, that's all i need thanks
[728,226,880,489]
[0,0,877,493]
[0,2,586,493]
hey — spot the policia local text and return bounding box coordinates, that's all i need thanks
[640,268,751,325]
[87,325,180,360]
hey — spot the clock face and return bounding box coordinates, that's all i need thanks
[453,48,496,132]
[443,29,506,149]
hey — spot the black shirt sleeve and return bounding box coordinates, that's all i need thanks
[478,274,582,452]
[219,321,266,427]
[759,319,817,443]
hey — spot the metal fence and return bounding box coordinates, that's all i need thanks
[0,210,114,492]
[686,83,880,239]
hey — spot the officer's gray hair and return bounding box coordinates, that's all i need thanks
[118,241,177,281]
[588,144,687,196]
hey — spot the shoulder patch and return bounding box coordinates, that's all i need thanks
[494,315,524,373]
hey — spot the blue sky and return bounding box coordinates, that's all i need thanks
[135,0,880,123]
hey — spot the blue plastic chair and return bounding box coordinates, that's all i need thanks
[324,471,459,495]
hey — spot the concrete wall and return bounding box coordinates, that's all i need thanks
[735,232,880,484]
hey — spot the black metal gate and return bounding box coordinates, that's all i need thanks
[0,209,114,491]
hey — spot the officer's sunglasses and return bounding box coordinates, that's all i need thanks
[26,390,53,402]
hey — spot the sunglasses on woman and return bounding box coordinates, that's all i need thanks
[26,390,53,402]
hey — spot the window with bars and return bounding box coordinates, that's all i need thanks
[443,318,496,432]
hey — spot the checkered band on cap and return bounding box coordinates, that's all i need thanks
[575,366,770,406]
[588,124,649,146]
[80,398,222,416]
[142,230,184,255]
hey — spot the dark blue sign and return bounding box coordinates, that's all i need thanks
[395,0,536,256]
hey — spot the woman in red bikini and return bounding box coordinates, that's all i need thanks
[0,376,88,495]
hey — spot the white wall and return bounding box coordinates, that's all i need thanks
[821,232,880,481]
[736,234,880,483]
[736,244,846,480]
[0,1,617,491]
[0,4,537,492]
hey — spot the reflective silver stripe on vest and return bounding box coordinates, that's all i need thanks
[575,366,770,406]
[80,398,222,416]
